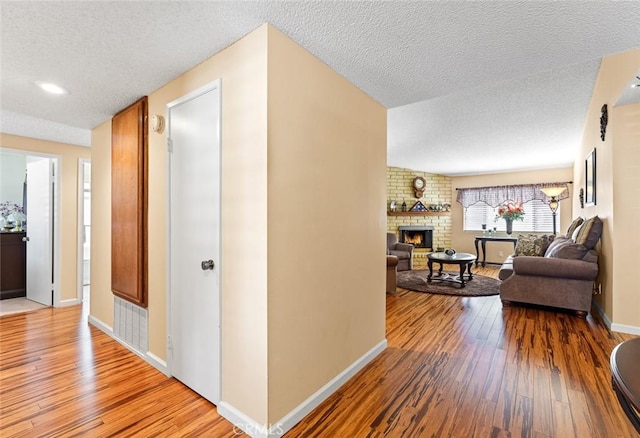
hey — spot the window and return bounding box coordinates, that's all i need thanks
[463,200,560,233]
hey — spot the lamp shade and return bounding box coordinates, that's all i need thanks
[541,187,566,198]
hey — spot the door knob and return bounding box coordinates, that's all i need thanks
[201,259,215,270]
[22,236,30,242]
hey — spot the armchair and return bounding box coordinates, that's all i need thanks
[387,233,414,271]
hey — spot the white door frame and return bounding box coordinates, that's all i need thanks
[0,147,61,306]
[166,79,222,404]
[77,158,91,302]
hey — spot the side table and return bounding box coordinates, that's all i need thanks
[474,235,518,267]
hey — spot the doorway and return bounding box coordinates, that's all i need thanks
[0,149,60,308]
[167,80,222,404]
[78,159,91,306]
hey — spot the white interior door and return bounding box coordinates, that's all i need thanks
[26,157,53,306]
[168,80,221,404]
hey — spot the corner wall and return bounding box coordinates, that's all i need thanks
[266,25,387,424]
[576,48,640,330]
[611,103,640,330]
[90,23,387,432]
[0,133,90,303]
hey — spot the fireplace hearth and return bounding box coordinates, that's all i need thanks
[399,226,434,249]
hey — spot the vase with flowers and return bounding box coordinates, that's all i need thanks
[495,201,525,235]
[0,201,25,231]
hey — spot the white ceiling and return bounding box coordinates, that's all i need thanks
[1,1,639,175]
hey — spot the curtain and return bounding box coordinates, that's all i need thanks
[456,182,571,208]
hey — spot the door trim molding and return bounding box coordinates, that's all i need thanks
[77,158,90,304]
[0,147,61,306]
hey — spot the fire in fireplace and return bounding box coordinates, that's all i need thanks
[399,225,434,249]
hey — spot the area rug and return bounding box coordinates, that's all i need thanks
[396,270,500,297]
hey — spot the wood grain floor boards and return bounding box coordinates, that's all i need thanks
[0,266,638,437]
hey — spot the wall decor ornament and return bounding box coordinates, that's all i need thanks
[600,104,608,141]
[585,148,596,206]
[579,188,584,209]
[409,201,429,212]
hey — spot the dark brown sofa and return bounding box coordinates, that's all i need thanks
[498,216,602,317]
[386,255,398,293]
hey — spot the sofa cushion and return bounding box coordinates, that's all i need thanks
[514,234,555,257]
[566,217,585,238]
[574,216,602,249]
[545,240,590,260]
[544,236,570,256]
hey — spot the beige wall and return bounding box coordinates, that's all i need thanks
[90,24,386,427]
[612,103,640,327]
[451,168,574,264]
[0,133,90,303]
[90,123,113,326]
[266,26,387,422]
[576,49,640,328]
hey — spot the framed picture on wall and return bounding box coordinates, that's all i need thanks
[585,148,596,206]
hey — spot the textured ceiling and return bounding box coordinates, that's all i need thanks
[1,1,639,175]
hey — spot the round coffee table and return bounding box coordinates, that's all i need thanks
[611,338,640,433]
[427,252,477,287]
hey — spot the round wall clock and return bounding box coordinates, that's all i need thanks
[413,177,426,198]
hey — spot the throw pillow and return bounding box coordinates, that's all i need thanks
[544,236,570,257]
[571,223,583,240]
[574,216,603,249]
[546,240,590,260]
[566,217,585,238]
[514,234,555,257]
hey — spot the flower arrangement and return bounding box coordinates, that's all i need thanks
[0,201,25,228]
[496,201,525,221]
[0,201,23,218]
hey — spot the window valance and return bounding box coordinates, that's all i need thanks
[456,182,571,208]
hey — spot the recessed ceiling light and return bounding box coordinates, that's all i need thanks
[35,81,69,95]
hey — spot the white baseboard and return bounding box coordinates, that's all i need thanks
[217,402,283,438]
[58,298,81,307]
[218,339,388,438]
[88,315,170,376]
[146,351,170,376]
[592,301,640,335]
[611,323,640,336]
[88,314,113,333]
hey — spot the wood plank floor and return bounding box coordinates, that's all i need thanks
[1,267,638,437]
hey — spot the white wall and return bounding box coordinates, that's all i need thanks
[0,151,27,206]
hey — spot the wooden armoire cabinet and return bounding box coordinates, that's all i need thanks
[0,231,27,299]
[111,97,148,307]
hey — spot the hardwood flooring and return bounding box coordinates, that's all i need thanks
[1,267,638,437]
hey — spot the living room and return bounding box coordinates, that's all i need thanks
[1,3,639,437]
